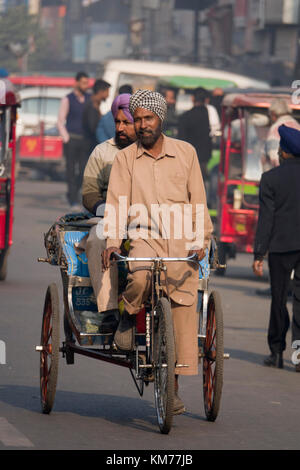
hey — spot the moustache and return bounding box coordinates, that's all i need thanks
[138,129,154,136]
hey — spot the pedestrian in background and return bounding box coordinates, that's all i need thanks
[161,87,179,138]
[177,87,211,183]
[253,125,300,371]
[210,87,224,119]
[57,71,90,209]
[256,98,300,297]
[262,98,300,171]
[82,78,111,156]
[96,84,133,144]
[203,88,221,139]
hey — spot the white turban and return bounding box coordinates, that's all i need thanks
[129,89,167,122]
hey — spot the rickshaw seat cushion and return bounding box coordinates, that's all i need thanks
[62,231,90,277]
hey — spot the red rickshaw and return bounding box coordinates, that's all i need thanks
[0,83,19,280]
[216,90,300,275]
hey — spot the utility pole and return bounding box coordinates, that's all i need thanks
[193,5,200,63]
[294,2,300,79]
[174,0,217,63]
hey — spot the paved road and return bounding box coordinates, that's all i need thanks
[0,179,299,450]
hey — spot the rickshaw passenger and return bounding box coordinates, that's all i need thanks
[80,94,137,332]
[102,90,213,414]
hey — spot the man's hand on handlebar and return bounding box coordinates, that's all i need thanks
[101,247,121,271]
[187,248,205,262]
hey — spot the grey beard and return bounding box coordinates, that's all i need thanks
[138,124,162,149]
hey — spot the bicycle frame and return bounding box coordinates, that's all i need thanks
[112,253,199,373]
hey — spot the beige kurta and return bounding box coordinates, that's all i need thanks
[82,138,119,213]
[104,134,213,307]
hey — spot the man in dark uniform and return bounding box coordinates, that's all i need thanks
[253,124,300,370]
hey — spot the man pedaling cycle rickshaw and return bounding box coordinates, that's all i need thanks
[95,89,213,416]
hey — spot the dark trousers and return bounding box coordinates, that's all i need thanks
[268,251,300,353]
[63,136,87,206]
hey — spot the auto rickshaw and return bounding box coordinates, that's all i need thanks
[216,90,300,275]
[0,83,19,280]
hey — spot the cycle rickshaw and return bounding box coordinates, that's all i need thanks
[36,212,228,434]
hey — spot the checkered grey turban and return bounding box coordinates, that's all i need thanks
[129,89,167,122]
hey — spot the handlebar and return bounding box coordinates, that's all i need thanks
[112,252,200,263]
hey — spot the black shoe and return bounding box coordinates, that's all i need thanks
[263,352,283,369]
[98,309,119,334]
[114,311,135,351]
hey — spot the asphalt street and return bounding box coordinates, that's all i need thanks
[0,178,300,451]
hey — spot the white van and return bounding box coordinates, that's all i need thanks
[15,85,72,179]
[16,86,72,138]
[101,59,270,114]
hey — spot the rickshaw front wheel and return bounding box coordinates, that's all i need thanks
[153,297,175,434]
[203,290,224,422]
[39,283,60,414]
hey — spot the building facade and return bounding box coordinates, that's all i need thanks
[1,0,299,83]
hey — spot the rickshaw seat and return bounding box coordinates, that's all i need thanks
[61,231,90,277]
[59,222,214,280]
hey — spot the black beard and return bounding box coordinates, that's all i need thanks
[115,133,134,149]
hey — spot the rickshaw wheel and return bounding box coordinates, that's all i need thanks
[153,297,175,434]
[39,283,60,414]
[203,290,224,422]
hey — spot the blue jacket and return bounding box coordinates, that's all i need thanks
[96,111,115,143]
